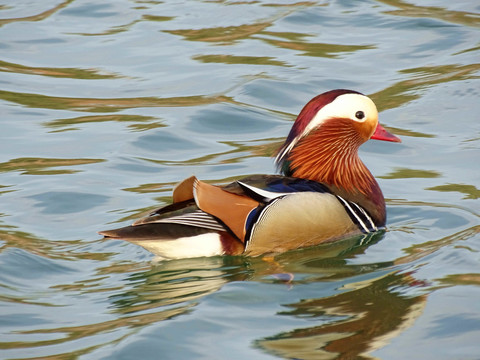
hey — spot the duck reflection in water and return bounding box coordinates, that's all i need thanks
[255,270,426,359]
[107,233,427,359]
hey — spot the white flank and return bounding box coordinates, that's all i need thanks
[134,233,223,260]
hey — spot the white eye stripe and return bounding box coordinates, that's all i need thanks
[302,93,377,135]
[275,93,379,166]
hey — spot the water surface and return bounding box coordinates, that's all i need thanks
[1,1,479,359]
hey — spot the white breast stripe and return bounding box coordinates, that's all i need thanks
[351,202,377,231]
[151,210,227,232]
[336,195,370,233]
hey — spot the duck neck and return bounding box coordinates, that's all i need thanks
[286,122,379,199]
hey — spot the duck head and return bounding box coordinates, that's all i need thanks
[275,89,400,195]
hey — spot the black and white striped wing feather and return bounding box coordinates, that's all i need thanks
[146,210,228,232]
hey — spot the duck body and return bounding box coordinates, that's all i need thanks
[99,89,400,259]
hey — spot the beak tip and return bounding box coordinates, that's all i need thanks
[371,123,401,143]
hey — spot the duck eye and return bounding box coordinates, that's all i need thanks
[355,111,365,120]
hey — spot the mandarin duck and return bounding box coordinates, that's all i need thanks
[99,89,400,259]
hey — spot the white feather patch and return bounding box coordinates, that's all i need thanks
[237,181,291,201]
[134,233,224,259]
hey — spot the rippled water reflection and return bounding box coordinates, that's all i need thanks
[1,1,479,359]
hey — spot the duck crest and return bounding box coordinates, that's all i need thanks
[284,89,362,144]
[275,89,377,196]
[275,89,363,170]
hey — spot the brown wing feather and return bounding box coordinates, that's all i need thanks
[193,179,259,242]
[172,175,196,203]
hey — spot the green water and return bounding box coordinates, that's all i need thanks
[1,1,479,359]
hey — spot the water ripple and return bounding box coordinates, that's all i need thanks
[0,0,479,359]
